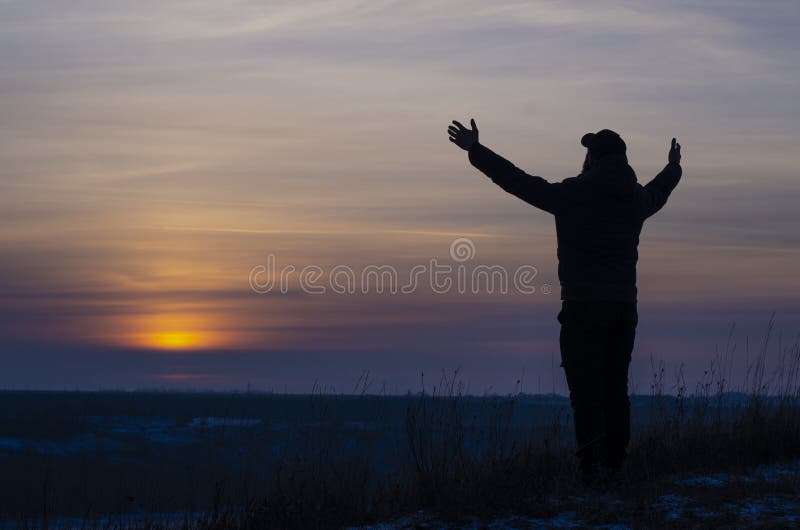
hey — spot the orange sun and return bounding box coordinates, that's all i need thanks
[119,312,225,351]
[148,331,203,350]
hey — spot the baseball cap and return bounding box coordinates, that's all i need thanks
[581,129,627,158]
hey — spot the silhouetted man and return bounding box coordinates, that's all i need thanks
[447,119,682,482]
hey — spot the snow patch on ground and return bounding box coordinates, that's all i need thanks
[726,496,800,524]
[347,510,632,529]
[674,459,800,488]
[674,473,729,487]
[0,434,124,455]
[188,417,262,428]
[755,459,800,482]
[354,460,800,528]
[650,494,690,521]
[3,512,205,530]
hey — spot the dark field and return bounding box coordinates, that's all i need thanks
[0,389,570,522]
[2,380,800,528]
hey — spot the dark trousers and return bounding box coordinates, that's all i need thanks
[558,300,638,475]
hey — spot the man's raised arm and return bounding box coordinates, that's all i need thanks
[639,138,683,218]
[448,119,566,215]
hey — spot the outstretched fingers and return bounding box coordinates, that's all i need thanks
[668,137,682,164]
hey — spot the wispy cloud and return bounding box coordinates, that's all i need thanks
[1,0,798,391]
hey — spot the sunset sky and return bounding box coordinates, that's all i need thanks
[1,0,799,393]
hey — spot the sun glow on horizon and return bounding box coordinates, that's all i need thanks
[121,312,228,351]
[148,330,203,350]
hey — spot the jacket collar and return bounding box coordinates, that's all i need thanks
[595,152,629,166]
[579,152,637,185]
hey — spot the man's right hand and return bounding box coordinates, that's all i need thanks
[448,119,479,151]
[668,137,681,165]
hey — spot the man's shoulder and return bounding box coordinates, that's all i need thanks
[559,174,592,195]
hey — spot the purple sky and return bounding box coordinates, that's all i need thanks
[1,1,799,393]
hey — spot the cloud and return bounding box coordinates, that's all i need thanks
[1,0,799,391]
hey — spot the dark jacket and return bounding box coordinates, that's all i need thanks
[468,142,682,301]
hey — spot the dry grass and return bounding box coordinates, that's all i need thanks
[11,317,800,529]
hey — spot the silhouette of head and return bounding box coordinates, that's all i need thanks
[581,129,626,160]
